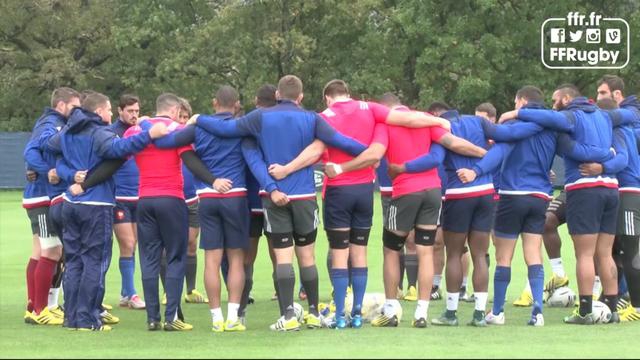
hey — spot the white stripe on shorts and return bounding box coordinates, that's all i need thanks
[264,209,272,233]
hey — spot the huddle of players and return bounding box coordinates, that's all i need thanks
[21,73,639,331]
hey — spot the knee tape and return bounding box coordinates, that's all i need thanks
[350,228,371,246]
[415,228,437,246]
[383,228,407,251]
[326,229,350,249]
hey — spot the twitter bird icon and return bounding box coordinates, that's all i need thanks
[569,30,583,42]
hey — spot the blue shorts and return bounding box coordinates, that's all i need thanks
[567,187,619,235]
[442,194,495,233]
[493,194,549,239]
[113,201,137,224]
[199,197,250,250]
[323,183,374,229]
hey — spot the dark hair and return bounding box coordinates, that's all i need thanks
[596,98,619,110]
[277,75,303,100]
[81,92,110,112]
[427,101,451,114]
[214,85,239,108]
[155,93,182,113]
[598,75,625,94]
[51,87,81,108]
[515,85,544,104]
[322,79,350,98]
[256,84,277,107]
[379,92,401,108]
[555,83,581,98]
[118,94,139,110]
[475,102,497,118]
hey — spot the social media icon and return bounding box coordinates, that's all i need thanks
[586,28,601,43]
[569,30,583,42]
[606,29,621,44]
[550,28,565,43]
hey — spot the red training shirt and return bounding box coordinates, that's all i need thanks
[124,118,192,199]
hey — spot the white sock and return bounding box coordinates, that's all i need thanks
[384,299,399,316]
[524,280,531,292]
[474,292,488,311]
[593,276,602,296]
[446,292,460,311]
[210,308,223,322]
[414,300,429,319]
[227,303,240,322]
[461,277,468,288]
[48,288,60,309]
[549,258,566,278]
[433,275,442,287]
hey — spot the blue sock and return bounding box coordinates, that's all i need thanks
[119,257,136,297]
[528,264,544,315]
[492,266,511,315]
[619,274,628,297]
[331,268,349,318]
[351,267,368,316]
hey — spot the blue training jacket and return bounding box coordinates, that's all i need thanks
[479,102,613,199]
[23,108,69,203]
[143,112,248,199]
[437,110,495,199]
[47,108,152,205]
[196,100,367,199]
[109,119,140,201]
[518,97,632,191]
[615,95,640,193]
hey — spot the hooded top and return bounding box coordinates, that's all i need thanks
[23,108,69,207]
[518,97,631,191]
[615,95,640,192]
[46,107,152,205]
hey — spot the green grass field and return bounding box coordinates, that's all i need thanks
[0,190,637,358]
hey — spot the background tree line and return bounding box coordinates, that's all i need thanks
[1,0,639,131]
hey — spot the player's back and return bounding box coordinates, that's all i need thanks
[257,101,319,197]
[441,110,493,193]
[499,119,557,198]
[22,110,59,207]
[562,100,616,189]
[386,124,442,197]
[616,125,640,191]
[110,119,139,200]
[59,107,116,204]
[125,117,186,199]
[194,112,246,193]
[321,100,386,186]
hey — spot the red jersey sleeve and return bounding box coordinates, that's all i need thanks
[123,125,141,138]
[371,123,388,147]
[367,102,391,124]
[430,126,448,143]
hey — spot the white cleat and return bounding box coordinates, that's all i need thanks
[528,313,544,327]
[485,311,505,325]
[128,294,146,309]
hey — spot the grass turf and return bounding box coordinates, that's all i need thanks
[0,190,637,358]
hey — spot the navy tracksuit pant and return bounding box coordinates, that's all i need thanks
[137,197,188,323]
[61,202,113,329]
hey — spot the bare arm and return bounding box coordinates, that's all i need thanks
[268,140,326,180]
[437,133,487,158]
[332,143,387,176]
